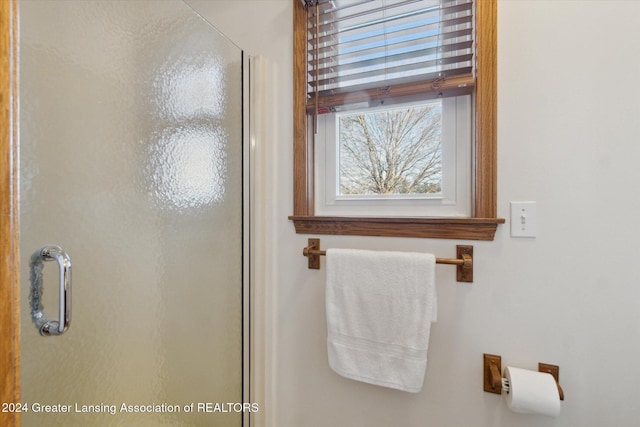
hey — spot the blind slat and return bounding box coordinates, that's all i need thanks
[305,0,476,111]
[309,14,473,52]
[311,57,473,91]
[310,27,472,66]
[311,0,441,35]
[312,0,427,28]
[310,0,472,38]
[312,41,472,78]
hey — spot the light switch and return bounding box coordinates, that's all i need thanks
[510,201,536,237]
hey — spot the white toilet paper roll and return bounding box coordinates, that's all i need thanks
[504,366,561,417]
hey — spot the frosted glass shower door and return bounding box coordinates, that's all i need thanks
[19,1,244,426]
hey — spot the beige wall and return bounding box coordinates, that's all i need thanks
[188,1,640,426]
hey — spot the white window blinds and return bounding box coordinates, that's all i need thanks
[305,0,475,113]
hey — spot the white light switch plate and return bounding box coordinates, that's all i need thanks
[510,201,537,238]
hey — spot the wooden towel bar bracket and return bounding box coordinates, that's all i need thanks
[302,238,474,283]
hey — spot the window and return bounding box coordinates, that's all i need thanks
[316,96,471,217]
[290,0,504,240]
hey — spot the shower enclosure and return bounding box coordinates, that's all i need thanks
[15,1,249,425]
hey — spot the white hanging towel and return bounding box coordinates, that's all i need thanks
[326,248,437,393]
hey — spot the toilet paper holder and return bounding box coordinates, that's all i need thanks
[483,353,565,400]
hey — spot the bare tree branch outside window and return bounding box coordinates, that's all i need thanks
[338,102,442,195]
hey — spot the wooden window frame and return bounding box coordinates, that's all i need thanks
[289,0,504,240]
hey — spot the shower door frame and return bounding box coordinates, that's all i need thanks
[1,1,20,426]
[0,2,253,426]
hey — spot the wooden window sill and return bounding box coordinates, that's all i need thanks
[289,216,505,241]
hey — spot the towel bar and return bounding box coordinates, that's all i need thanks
[302,238,474,283]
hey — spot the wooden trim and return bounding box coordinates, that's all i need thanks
[291,0,501,240]
[0,0,21,425]
[474,0,498,218]
[293,0,311,216]
[289,216,504,241]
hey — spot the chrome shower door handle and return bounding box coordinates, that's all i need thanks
[29,245,72,336]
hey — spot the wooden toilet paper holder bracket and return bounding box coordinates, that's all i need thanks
[483,353,564,400]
